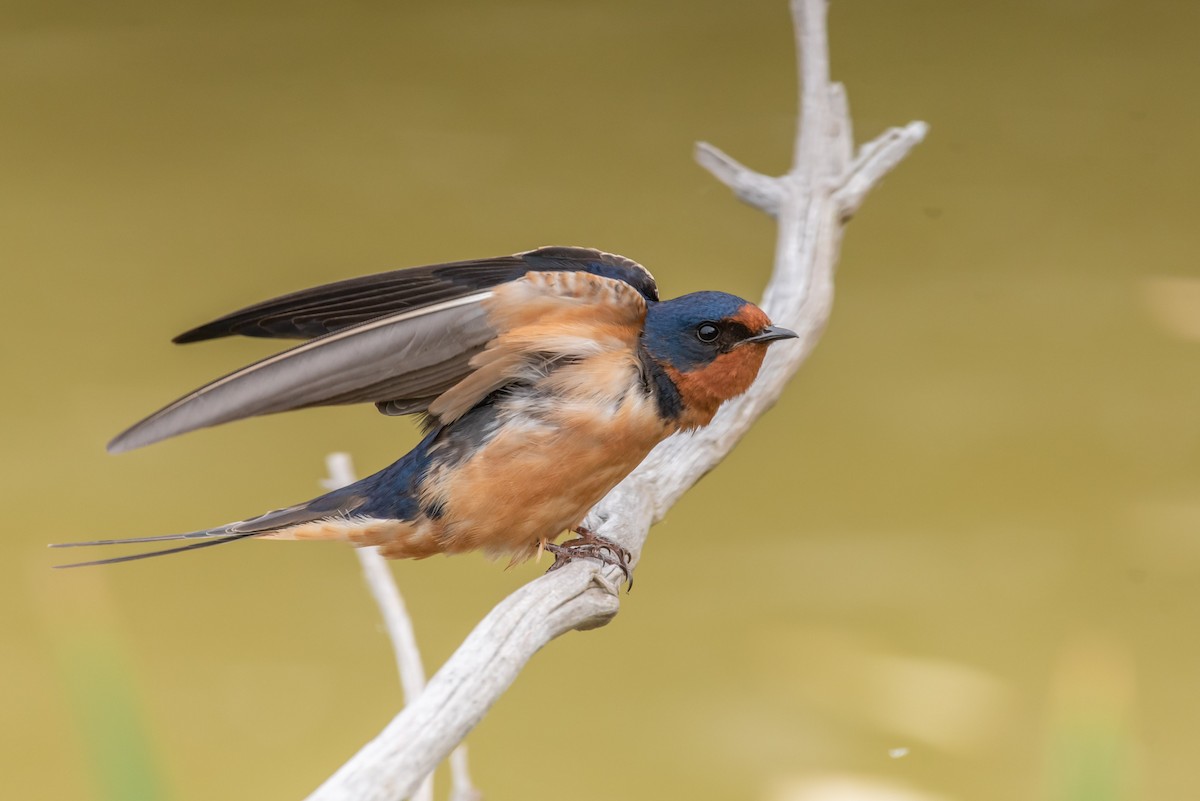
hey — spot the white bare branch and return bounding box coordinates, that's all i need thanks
[322,453,479,801]
[695,141,784,216]
[306,1,925,798]
[834,121,930,221]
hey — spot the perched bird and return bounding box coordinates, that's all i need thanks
[54,246,796,574]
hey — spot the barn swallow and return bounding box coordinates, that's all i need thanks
[53,246,796,576]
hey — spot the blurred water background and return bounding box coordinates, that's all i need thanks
[5,1,1199,799]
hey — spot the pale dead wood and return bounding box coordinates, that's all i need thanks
[323,453,479,801]
[307,1,925,798]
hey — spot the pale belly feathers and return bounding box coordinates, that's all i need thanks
[269,351,672,561]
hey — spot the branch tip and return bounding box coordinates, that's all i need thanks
[695,141,785,216]
[835,120,929,218]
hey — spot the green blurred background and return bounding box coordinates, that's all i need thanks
[6,0,1198,799]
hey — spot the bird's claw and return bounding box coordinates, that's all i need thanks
[544,528,634,591]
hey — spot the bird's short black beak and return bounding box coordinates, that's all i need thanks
[742,325,799,345]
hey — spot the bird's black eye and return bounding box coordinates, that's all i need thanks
[696,322,720,343]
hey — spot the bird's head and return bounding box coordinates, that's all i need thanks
[642,291,797,429]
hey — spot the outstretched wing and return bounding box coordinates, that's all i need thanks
[173,246,658,342]
[108,247,656,452]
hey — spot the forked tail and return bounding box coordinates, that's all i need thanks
[51,529,266,567]
[51,479,373,568]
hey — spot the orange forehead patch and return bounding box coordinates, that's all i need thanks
[731,304,771,332]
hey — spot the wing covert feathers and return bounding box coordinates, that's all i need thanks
[428,271,648,423]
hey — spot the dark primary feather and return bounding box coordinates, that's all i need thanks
[173,246,659,343]
[108,295,494,452]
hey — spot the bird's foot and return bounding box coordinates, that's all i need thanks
[544,527,633,591]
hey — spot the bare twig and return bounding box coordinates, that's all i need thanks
[322,453,479,801]
[694,142,784,216]
[306,1,925,798]
[447,746,480,801]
